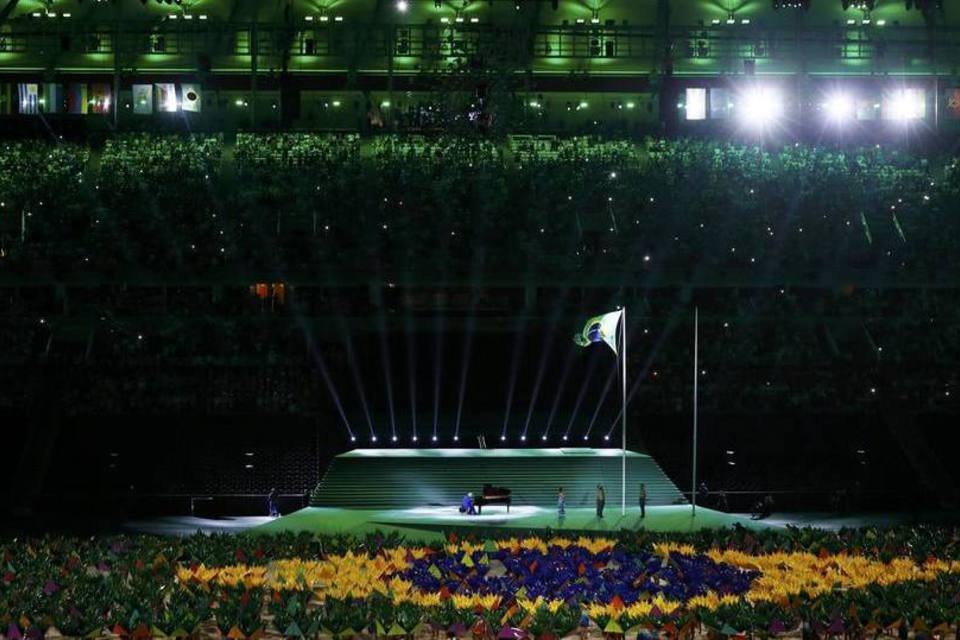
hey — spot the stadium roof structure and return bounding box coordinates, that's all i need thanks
[0,0,953,78]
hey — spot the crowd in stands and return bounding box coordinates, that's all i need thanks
[0,134,957,277]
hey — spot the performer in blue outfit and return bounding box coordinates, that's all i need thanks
[459,491,477,515]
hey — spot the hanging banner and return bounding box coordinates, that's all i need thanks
[132,84,153,114]
[180,83,201,112]
[155,83,177,112]
[42,83,64,113]
[947,88,960,119]
[17,83,38,114]
[67,83,88,114]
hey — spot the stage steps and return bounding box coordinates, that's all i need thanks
[310,448,686,509]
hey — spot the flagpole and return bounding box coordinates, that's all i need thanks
[691,307,699,517]
[621,307,627,516]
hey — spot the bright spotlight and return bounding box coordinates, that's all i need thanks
[582,435,589,441]
[500,434,506,441]
[372,435,378,442]
[562,435,568,441]
[396,0,408,11]
[541,434,547,441]
[822,92,855,122]
[431,435,437,442]
[350,435,356,442]
[391,435,398,442]
[884,89,925,121]
[412,435,418,442]
[604,434,610,441]
[453,435,459,442]
[736,86,783,128]
[520,434,526,441]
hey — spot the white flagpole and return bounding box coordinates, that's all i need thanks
[691,307,699,517]
[621,307,627,516]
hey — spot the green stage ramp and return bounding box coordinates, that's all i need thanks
[309,448,685,509]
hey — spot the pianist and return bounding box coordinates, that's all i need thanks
[459,491,477,515]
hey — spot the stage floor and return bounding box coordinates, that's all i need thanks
[252,504,768,540]
[117,509,948,538]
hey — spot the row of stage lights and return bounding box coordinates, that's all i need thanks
[690,86,927,128]
[350,434,615,443]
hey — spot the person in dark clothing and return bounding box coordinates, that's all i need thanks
[557,487,566,516]
[596,484,606,518]
[716,490,729,512]
[639,482,647,518]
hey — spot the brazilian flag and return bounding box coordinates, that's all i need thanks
[573,309,623,355]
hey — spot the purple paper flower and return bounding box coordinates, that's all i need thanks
[396,544,757,606]
[43,579,59,596]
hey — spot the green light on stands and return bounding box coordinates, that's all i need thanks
[381,100,391,108]
[332,100,341,107]
[578,101,588,109]
[626,102,635,109]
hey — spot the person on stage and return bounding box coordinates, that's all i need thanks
[639,482,647,518]
[596,484,605,518]
[557,487,566,516]
[459,491,477,515]
[266,487,279,518]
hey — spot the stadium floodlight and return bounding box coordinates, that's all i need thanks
[396,0,408,12]
[822,92,855,122]
[885,89,925,121]
[736,86,783,128]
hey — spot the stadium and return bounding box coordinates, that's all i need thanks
[3,0,960,637]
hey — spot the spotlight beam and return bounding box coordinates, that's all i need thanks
[564,348,601,439]
[343,332,377,440]
[405,304,417,442]
[521,296,569,440]
[543,343,577,440]
[501,318,527,441]
[584,363,618,440]
[306,333,354,440]
[377,312,397,441]
[288,293,354,440]
[454,251,486,443]
[454,312,477,443]
[432,312,444,442]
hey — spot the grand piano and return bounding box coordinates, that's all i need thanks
[475,484,511,514]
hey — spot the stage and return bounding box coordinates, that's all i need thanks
[253,504,767,541]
